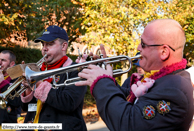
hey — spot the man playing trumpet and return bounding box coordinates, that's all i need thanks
[0,50,22,128]
[75,19,193,130]
[21,25,87,131]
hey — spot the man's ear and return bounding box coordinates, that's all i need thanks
[61,42,68,51]
[10,61,15,67]
[160,45,170,61]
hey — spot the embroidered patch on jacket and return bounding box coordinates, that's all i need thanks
[7,106,11,113]
[157,100,171,115]
[55,76,60,83]
[143,105,155,119]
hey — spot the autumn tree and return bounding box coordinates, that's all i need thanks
[0,0,85,46]
[79,0,194,83]
[79,0,172,56]
[167,0,194,65]
[79,0,194,59]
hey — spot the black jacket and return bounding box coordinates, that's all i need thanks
[0,78,22,123]
[93,70,193,131]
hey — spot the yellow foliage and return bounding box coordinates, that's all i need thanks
[80,0,173,55]
[80,0,193,58]
[0,13,18,26]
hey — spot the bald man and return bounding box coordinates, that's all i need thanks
[76,19,193,130]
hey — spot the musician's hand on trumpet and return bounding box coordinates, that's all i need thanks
[75,44,107,64]
[21,79,32,96]
[20,55,48,103]
[75,44,112,87]
[20,60,32,96]
[21,70,44,94]
[21,73,50,103]
[75,53,88,63]
[75,64,113,87]
[75,47,91,63]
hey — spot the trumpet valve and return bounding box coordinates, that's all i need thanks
[99,54,106,69]
[90,56,93,60]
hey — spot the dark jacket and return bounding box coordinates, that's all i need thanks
[122,76,131,88]
[22,63,87,131]
[93,70,193,131]
[0,78,22,123]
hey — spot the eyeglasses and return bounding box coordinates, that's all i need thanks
[141,40,175,52]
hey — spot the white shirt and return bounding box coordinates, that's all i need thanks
[186,66,194,85]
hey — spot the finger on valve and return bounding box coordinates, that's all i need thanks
[100,44,107,58]
[76,54,89,63]
[92,44,107,60]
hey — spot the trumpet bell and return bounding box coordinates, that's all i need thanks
[0,54,47,109]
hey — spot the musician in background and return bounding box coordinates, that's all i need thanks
[21,25,87,131]
[75,19,193,130]
[0,50,22,126]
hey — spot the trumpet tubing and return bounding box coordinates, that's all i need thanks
[36,54,47,67]
[25,54,142,87]
[0,76,25,109]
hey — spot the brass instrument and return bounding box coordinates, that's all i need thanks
[25,54,142,87]
[78,48,82,60]
[0,54,47,109]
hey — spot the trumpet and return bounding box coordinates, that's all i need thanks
[25,54,142,87]
[0,54,47,109]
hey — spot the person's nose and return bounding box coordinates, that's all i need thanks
[137,43,142,51]
[42,44,48,52]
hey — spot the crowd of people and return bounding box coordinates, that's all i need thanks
[0,18,193,131]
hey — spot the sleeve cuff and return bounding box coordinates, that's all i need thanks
[90,74,116,96]
[21,91,34,103]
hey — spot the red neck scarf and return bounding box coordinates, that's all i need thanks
[126,59,187,103]
[0,75,11,92]
[40,55,68,83]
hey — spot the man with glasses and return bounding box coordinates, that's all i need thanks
[140,39,176,51]
[75,19,193,130]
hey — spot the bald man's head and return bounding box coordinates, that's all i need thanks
[149,19,185,50]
